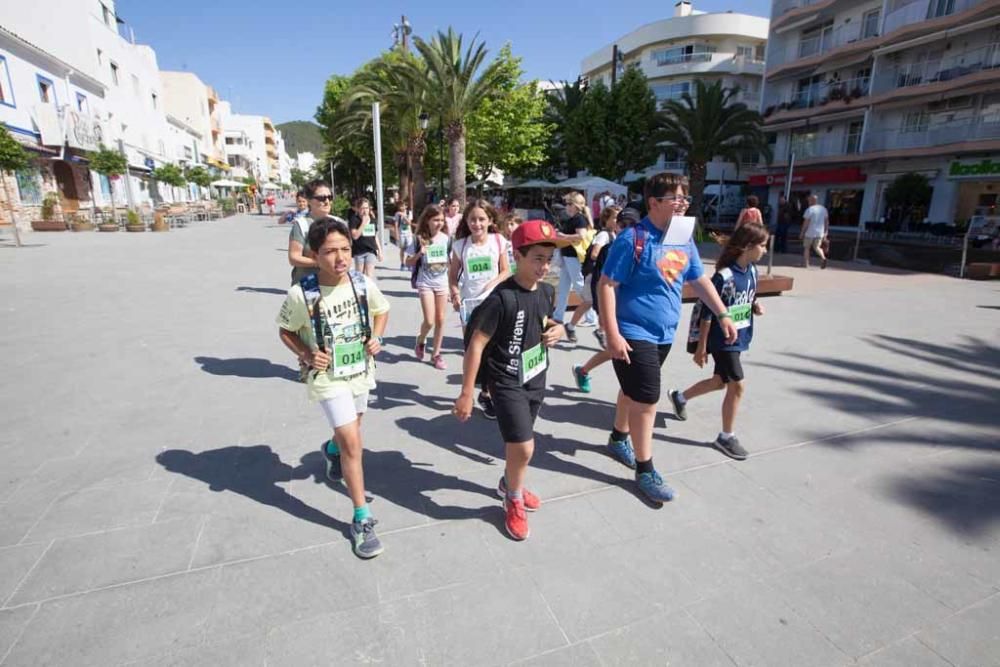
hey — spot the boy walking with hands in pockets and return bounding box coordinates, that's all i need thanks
[453,220,567,541]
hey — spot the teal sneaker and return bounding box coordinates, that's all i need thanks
[607,435,636,469]
[573,365,592,393]
[636,470,676,503]
[321,440,342,482]
[350,518,384,559]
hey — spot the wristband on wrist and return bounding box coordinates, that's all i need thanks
[718,310,732,320]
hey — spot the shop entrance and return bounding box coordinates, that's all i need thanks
[52,161,80,214]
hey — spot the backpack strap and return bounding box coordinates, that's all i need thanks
[298,273,326,352]
[347,270,371,341]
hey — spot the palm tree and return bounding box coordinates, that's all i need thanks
[407,29,507,206]
[543,79,587,178]
[658,80,771,225]
[333,51,431,211]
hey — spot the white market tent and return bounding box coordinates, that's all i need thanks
[261,182,281,190]
[503,179,557,190]
[210,179,245,188]
[556,176,627,202]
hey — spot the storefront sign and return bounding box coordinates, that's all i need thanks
[948,159,1000,179]
[64,110,107,152]
[749,167,864,187]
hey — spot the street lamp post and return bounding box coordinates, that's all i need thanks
[438,119,444,200]
[417,112,429,208]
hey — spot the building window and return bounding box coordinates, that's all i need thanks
[96,49,103,66]
[101,3,113,27]
[98,173,111,196]
[76,93,88,113]
[0,56,14,107]
[653,44,716,66]
[902,111,930,132]
[652,81,692,105]
[736,45,754,59]
[15,169,43,204]
[131,74,140,97]
[151,92,157,109]
[928,0,956,18]
[158,139,166,156]
[799,23,833,58]
[861,9,880,38]
[110,61,119,85]
[37,76,57,106]
[845,120,863,153]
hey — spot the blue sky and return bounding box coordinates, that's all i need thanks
[119,0,770,125]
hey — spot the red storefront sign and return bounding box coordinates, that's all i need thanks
[749,167,864,187]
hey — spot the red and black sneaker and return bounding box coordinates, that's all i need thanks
[503,496,530,541]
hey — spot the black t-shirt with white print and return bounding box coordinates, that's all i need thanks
[473,277,556,391]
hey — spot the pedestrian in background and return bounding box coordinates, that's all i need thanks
[734,195,762,231]
[800,194,829,269]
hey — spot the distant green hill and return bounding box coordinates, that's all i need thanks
[276,121,323,157]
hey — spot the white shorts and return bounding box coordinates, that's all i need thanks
[319,392,369,429]
[399,230,413,248]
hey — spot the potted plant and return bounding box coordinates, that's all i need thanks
[88,145,128,225]
[125,209,145,232]
[152,210,169,232]
[31,192,66,231]
[70,213,95,232]
[98,219,118,232]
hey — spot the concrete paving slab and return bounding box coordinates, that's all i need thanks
[917,593,1000,667]
[856,636,954,667]
[0,544,46,606]
[587,610,737,666]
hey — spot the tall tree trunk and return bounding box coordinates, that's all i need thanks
[412,151,426,216]
[109,176,118,225]
[2,172,23,247]
[447,122,467,207]
[689,161,707,234]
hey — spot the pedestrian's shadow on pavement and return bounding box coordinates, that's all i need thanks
[156,445,351,539]
[235,286,288,295]
[300,450,501,526]
[194,356,298,381]
[376,381,455,412]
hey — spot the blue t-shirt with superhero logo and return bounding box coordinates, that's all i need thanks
[601,218,704,345]
[702,263,757,352]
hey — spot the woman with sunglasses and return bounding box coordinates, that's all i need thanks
[288,179,334,285]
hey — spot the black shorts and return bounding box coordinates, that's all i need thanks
[612,340,672,404]
[489,382,544,443]
[712,350,744,383]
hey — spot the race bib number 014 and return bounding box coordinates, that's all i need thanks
[332,340,366,377]
[467,256,493,275]
[520,343,547,384]
[730,303,752,330]
[426,244,447,262]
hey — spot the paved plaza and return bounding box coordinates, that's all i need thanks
[0,214,998,666]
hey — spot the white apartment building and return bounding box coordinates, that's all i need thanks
[580,1,769,194]
[219,103,277,183]
[756,0,1000,227]
[275,131,292,186]
[160,71,227,171]
[222,127,255,181]
[0,22,107,224]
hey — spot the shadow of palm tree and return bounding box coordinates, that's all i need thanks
[754,333,1000,536]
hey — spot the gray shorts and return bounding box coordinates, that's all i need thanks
[354,252,378,269]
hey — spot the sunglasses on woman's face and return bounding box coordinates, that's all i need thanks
[654,195,692,205]
[311,195,333,202]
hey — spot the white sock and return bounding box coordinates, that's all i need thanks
[720,431,735,440]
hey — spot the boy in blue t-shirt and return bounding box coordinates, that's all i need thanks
[597,173,737,504]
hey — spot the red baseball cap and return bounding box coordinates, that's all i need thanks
[511,219,570,252]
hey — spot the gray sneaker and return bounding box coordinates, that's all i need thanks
[669,390,687,421]
[350,518,384,559]
[713,435,748,461]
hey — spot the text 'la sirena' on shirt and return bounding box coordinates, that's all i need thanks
[601,217,704,345]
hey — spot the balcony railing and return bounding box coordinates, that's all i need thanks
[769,22,870,68]
[882,0,983,35]
[788,132,862,159]
[773,0,821,17]
[872,42,1000,95]
[865,117,1000,151]
[763,75,870,115]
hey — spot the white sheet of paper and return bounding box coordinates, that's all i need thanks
[663,216,695,245]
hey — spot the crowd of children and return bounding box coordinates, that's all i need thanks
[279,173,768,557]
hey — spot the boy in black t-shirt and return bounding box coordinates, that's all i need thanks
[453,220,567,541]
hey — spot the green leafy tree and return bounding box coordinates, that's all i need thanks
[88,145,128,222]
[152,163,186,187]
[658,80,771,224]
[0,126,29,246]
[290,167,308,189]
[542,79,587,178]
[465,45,552,184]
[407,28,507,205]
[316,74,382,202]
[884,172,932,231]
[184,166,212,196]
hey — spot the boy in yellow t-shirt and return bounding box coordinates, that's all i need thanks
[277,217,390,559]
